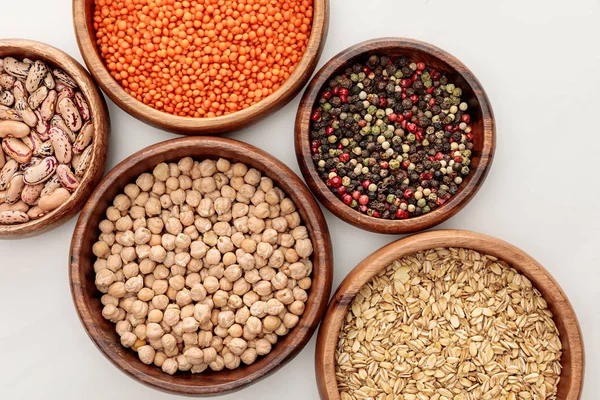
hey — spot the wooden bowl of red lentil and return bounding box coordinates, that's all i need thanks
[316,230,584,400]
[295,38,495,234]
[70,136,333,395]
[72,0,329,135]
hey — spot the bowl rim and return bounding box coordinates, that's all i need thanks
[69,136,333,395]
[315,229,585,400]
[72,0,330,135]
[295,37,495,234]
[0,38,110,239]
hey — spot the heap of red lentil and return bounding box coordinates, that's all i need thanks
[93,0,313,117]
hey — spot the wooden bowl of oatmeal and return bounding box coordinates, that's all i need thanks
[315,230,584,400]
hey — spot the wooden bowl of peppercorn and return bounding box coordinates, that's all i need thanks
[295,38,495,234]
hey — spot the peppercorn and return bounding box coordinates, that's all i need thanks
[309,56,475,219]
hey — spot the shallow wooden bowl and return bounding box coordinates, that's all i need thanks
[70,136,333,395]
[0,39,110,239]
[295,38,495,234]
[315,230,584,400]
[72,0,329,135]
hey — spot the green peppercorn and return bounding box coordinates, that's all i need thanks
[452,87,462,97]
[371,126,380,135]
[417,198,426,208]
[328,135,337,143]
[387,194,396,204]
[322,103,332,112]
[367,105,377,115]
[422,206,431,214]
[350,73,359,82]
[407,133,416,142]
[350,200,358,208]
[375,109,385,119]
[332,120,340,129]
[389,159,400,169]
[392,136,402,146]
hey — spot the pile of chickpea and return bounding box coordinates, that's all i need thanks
[92,157,313,374]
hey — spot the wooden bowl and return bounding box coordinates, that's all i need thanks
[316,230,584,400]
[72,0,329,135]
[0,39,110,239]
[295,38,495,234]
[70,136,333,395]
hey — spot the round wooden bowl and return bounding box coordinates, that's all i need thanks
[72,0,329,135]
[295,38,495,234]
[70,136,333,395]
[315,230,584,400]
[0,39,110,239]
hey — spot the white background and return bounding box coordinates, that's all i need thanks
[1,0,599,398]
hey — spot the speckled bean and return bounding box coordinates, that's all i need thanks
[49,125,72,164]
[14,98,38,127]
[21,132,43,155]
[0,200,29,212]
[13,81,27,102]
[56,164,79,191]
[41,175,61,197]
[36,140,53,157]
[43,72,55,90]
[0,210,29,224]
[0,74,15,90]
[21,182,44,205]
[0,104,22,121]
[73,144,92,177]
[39,187,70,211]
[0,120,30,138]
[28,85,48,110]
[50,115,75,142]
[3,57,30,79]
[74,92,90,121]
[73,120,93,154]
[57,96,82,132]
[34,110,49,139]
[27,205,45,219]
[2,137,32,163]
[0,90,14,106]
[0,159,18,190]
[5,172,25,204]
[25,60,47,93]
[0,146,5,169]
[52,69,77,88]
[40,89,56,122]
[23,156,57,185]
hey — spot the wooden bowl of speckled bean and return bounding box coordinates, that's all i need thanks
[0,39,110,239]
[295,38,495,234]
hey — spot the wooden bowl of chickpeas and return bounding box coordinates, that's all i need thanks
[69,136,333,395]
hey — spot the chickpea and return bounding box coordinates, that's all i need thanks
[152,163,169,182]
[152,295,170,310]
[289,300,305,316]
[255,338,272,356]
[161,358,178,375]
[263,316,281,332]
[213,290,229,308]
[146,323,164,340]
[182,316,200,333]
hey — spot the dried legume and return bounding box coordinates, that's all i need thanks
[93,0,313,117]
[94,157,313,374]
[0,56,93,224]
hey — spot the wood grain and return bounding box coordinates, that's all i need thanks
[72,0,329,135]
[315,230,584,400]
[0,39,110,239]
[69,137,333,395]
[295,38,496,234]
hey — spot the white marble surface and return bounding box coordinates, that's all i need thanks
[1,0,599,398]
